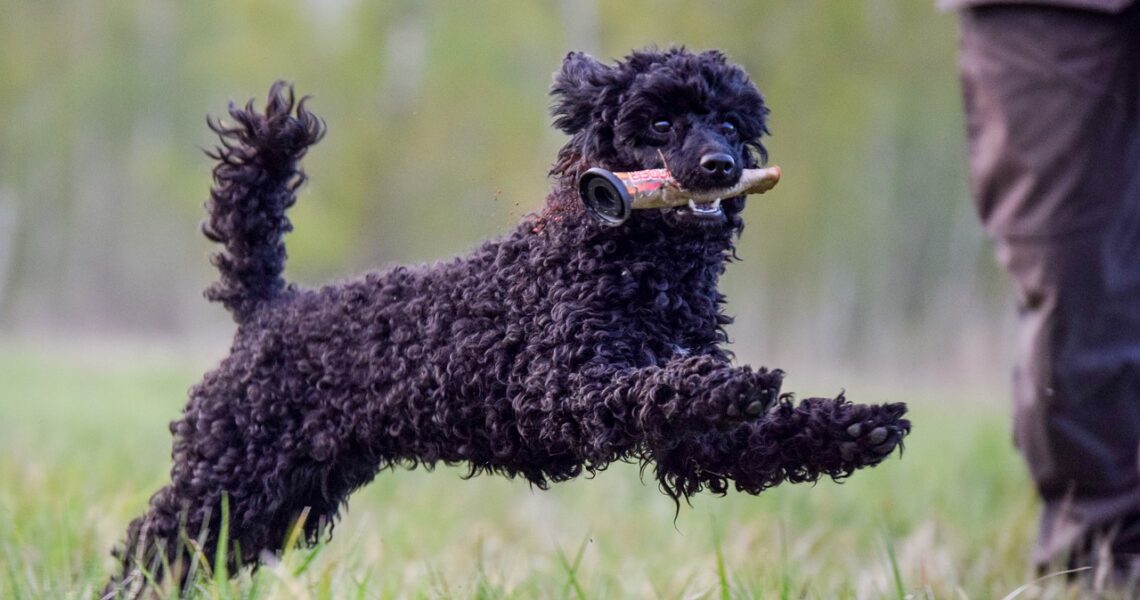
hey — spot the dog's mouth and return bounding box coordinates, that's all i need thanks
[676,197,725,218]
[660,171,773,227]
[666,195,741,228]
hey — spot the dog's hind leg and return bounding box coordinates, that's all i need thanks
[104,352,387,597]
[103,485,188,599]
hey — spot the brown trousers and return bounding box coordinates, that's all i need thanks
[958,3,1140,565]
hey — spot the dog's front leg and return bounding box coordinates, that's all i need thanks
[649,395,910,499]
[567,356,908,501]
[563,354,782,466]
[611,354,785,432]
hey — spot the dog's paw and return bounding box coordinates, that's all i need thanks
[722,368,784,421]
[837,407,910,465]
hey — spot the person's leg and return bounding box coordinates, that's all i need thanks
[958,2,1140,570]
[994,233,1140,567]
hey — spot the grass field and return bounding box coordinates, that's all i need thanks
[0,344,1094,599]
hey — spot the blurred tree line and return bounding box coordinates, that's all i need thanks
[0,0,1012,383]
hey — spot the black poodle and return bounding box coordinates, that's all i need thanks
[105,48,909,597]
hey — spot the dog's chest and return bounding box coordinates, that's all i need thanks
[600,258,726,363]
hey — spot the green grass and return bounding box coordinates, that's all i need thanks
[0,345,1092,598]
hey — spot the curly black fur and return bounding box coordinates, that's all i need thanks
[104,48,910,597]
[201,82,325,320]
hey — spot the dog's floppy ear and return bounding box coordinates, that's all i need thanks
[550,52,609,135]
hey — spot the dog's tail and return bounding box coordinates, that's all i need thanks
[201,81,325,321]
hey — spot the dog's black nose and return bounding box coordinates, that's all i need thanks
[700,153,736,177]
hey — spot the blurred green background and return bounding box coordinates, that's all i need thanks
[0,0,1011,392]
[1,2,1056,597]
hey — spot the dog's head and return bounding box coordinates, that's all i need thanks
[549,48,769,233]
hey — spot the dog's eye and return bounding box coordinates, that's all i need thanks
[651,119,672,134]
[720,121,737,137]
